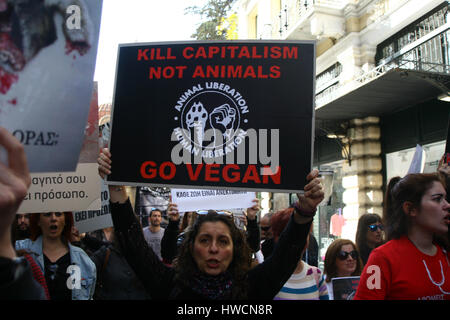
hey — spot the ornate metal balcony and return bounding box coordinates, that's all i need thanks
[277,0,346,39]
[315,1,450,111]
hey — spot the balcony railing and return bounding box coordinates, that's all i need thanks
[316,63,343,93]
[277,0,345,37]
[376,2,449,63]
[315,28,450,108]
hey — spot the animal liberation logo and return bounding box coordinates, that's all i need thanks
[173,82,250,161]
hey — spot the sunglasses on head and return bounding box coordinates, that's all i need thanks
[196,210,233,216]
[337,250,359,260]
[368,224,384,232]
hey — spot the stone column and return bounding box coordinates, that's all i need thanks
[272,192,290,213]
[341,116,383,242]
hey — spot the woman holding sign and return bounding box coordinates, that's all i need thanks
[98,148,324,299]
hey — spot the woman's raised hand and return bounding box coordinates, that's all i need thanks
[98,147,112,179]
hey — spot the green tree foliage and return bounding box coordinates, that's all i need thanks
[185,0,237,40]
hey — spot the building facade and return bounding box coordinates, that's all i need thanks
[232,0,450,266]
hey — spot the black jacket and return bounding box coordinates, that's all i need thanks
[0,256,46,300]
[111,199,311,300]
[90,243,151,300]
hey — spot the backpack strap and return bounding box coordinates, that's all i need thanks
[97,247,111,289]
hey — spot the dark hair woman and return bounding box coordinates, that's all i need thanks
[172,211,252,299]
[355,213,384,265]
[98,147,325,300]
[180,211,197,232]
[354,173,450,300]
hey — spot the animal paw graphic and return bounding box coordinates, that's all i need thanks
[185,101,208,143]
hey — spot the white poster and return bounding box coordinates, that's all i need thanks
[171,188,255,212]
[0,0,103,172]
[17,82,101,213]
[74,180,113,234]
[407,144,424,174]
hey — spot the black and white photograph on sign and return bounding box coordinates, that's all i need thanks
[135,186,170,228]
[331,276,360,300]
[0,0,103,172]
[107,41,315,193]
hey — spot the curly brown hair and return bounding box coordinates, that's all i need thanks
[172,211,252,299]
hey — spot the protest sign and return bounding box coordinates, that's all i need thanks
[107,41,315,193]
[171,188,255,212]
[407,144,424,174]
[18,83,101,213]
[135,187,171,227]
[74,180,113,234]
[0,0,103,172]
[331,276,360,300]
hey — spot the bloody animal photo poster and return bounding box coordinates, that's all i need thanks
[0,0,103,172]
[18,82,102,213]
[108,41,315,193]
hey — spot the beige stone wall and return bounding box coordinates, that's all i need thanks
[272,192,290,213]
[317,38,336,57]
[340,116,383,241]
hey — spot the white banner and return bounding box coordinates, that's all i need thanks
[74,180,113,234]
[18,163,102,213]
[17,82,101,213]
[171,188,256,212]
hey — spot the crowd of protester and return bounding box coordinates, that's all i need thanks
[0,127,449,300]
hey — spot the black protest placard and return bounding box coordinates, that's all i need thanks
[107,41,315,192]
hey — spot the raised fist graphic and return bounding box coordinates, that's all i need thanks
[209,104,236,133]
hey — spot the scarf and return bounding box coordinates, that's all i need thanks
[190,271,233,300]
[23,253,50,300]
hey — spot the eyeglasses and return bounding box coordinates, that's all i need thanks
[337,250,359,260]
[368,224,384,232]
[260,226,271,232]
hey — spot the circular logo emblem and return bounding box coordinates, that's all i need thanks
[174,82,249,156]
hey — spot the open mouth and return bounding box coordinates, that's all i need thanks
[206,259,219,268]
[49,225,58,231]
[444,215,450,225]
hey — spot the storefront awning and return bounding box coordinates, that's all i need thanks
[314,68,450,121]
